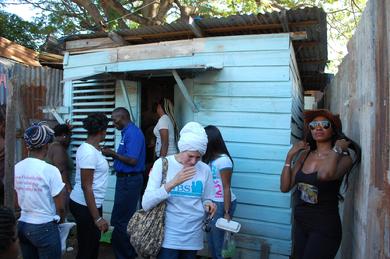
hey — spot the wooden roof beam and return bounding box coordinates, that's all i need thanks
[290,31,307,41]
[108,32,127,45]
[204,20,319,33]
[122,20,319,41]
[188,16,204,38]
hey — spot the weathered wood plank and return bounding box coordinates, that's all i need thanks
[67,49,290,69]
[194,96,292,113]
[227,142,290,160]
[233,158,285,175]
[0,37,40,66]
[235,203,291,225]
[218,127,291,145]
[234,188,291,208]
[232,173,283,192]
[65,37,123,51]
[234,233,292,256]
[194,66,289,83]
[196,111,292,129]
[193,82,291,98]
[235,217,292,240]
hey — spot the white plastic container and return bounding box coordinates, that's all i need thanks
[215,218,241,233]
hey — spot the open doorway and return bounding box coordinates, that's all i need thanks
[140,76,176,172]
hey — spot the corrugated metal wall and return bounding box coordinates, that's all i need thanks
[0,58,63,158]
[325,0,390,258]
[0,60,63,122]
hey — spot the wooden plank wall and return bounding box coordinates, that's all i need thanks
[175,34,294,259]
[64,34,296,258]
[325,0,390,258]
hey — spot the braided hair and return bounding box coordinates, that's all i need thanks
[0,207,16,254]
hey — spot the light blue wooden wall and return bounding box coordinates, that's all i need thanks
[173,34,296,259]
[63,33,302,258]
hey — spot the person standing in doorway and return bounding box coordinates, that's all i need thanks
[47,123,73,194]
[153,98,179,158]
[102,107,146,259]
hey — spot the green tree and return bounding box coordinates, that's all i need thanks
[0,10,43,50]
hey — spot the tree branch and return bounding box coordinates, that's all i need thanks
[71,0,106,31]
[153,0,175,25]
[104,0,151,25]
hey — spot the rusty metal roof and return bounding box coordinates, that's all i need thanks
[64,7,329,91]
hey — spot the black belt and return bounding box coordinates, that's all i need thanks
[116,171,142,177]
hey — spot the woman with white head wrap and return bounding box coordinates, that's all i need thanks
[142,122,216,259]
[15,122,66,259]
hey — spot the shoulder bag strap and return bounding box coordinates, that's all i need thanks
[160,157,168,186]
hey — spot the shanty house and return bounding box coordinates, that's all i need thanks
[61,8,328,258]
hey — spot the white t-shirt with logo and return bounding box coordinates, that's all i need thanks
[209,155,236,202]
[70,142,109,208]
[15,158,65,224]
[153,114,178,157]
[142,155,214,250]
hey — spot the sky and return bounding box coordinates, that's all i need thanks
[2,1,37,21]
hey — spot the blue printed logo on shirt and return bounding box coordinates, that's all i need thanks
[171,180,203,197]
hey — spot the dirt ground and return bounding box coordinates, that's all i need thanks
[61,227,115,259]
[62,242,115,259]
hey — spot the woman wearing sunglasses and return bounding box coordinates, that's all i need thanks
[280,109,361,259]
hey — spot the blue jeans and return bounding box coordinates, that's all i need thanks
[17,221,61,259]
[207,200,237,259]
[111,174,143,259]
[157,247,197,259]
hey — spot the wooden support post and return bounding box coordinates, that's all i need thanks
[172,70,199,113]
[4,72,18,210]
[119,80,135,122]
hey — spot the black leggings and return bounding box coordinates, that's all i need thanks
[69,199,102,259]
[293,217,342,259]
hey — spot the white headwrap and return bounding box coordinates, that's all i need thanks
[177,122,208,155]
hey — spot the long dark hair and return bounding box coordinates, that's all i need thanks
[304,114,361,190]
[203,125,233,165]
[155,98,179,144]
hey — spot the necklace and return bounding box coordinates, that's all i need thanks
[314,150,331,158]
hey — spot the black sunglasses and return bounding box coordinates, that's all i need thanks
[309,120,331,130]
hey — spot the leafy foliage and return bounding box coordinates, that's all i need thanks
[0,10,42,50]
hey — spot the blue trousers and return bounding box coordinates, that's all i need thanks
[207,200,237,259]
[157,247,197,259]
[111,174,143,259]
[17,221,61,259]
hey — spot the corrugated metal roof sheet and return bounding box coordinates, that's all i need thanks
[64,7,328,91]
